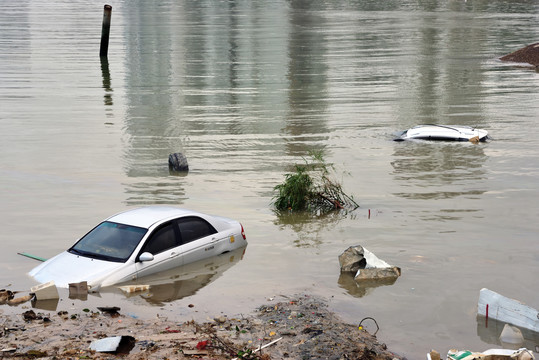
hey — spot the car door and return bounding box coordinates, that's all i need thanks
[176,216,222,265]
[135,221,182,279]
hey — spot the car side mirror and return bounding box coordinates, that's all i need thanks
[139,252,154,262]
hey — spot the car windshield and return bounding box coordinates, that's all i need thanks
[69,221,147,262]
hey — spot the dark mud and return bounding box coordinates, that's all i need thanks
[0,294,403,359]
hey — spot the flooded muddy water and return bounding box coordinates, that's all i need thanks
[1,1,538,358]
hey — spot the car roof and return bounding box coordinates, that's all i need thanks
[105,206,201,229]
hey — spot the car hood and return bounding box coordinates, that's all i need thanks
[28,251,128,289]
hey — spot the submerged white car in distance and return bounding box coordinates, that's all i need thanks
[395,124,489,142]
[29,207,247,291]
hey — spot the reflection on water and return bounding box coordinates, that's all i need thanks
[110,246,246,306]
[273,210,354,247]
[124,179,188,205]
[396,12,489,127]
[391,141,488,200]
[32,298,59,312]
[2,1,539,359]
[338,272,399,298]
[476,316,539,352]
[119,1,336,204]
[100,57,113,107]
[283,2,330,157]
[34,247,246,310]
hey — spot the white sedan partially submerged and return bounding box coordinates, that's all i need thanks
[395,124,489,142]
[29,207,247,291]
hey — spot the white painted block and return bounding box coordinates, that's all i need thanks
[478,288,539,333]
[30,280,59,300]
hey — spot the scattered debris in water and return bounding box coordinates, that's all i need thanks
[168,152,189,172]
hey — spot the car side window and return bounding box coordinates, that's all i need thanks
[177,217,217,245]
[141,222,178,255]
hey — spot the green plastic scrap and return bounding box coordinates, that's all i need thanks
[17,252,47,262]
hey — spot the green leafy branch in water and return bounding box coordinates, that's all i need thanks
[272,151,359,213]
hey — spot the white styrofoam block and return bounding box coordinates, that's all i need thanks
[30,280,59,300]
[478,288,539,333]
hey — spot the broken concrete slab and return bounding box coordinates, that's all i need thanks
[339,245,401,283]
[354,267,401,282]
[339,245,366,273]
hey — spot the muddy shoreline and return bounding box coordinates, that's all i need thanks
[0,294,403,359]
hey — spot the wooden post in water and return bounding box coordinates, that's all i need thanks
[99,5,112,57]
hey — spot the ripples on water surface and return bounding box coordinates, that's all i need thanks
[1,1,538,358]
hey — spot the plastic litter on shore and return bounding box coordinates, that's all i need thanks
[446,348,534,360]
[89,335,135,354]
[428,289,538,360]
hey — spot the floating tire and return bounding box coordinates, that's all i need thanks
[168,153,189,172]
